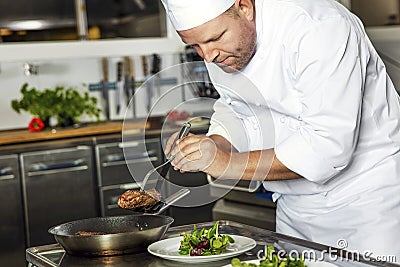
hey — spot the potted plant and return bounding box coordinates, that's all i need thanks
[54,86,101,127]
[11,83,101,129]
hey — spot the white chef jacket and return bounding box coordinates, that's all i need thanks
[206,0,400,260]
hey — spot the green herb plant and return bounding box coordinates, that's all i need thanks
[178,221,235,256]
[55,85,101,126]
[11,83,60,123]
[231,245,307,267]
[11,83,101,127]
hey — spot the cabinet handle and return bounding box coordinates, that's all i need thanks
[118,141,139,148]
[0,174,15,181]
[206,175,261,192]
[0,167,14,180]
[105,150,157,163]
[102,156,158,167]
[28,159,88,177]
[28,165,89,177]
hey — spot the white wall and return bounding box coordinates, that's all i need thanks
[0,19,191,131]
[0,54,190,130]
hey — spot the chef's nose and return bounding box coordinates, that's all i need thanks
[199,44,218,63]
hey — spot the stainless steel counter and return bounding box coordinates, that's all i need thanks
[26,220,397,267]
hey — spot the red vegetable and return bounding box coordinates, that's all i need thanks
[28,117,45,132]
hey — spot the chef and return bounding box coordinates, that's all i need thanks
[162,0,400,261]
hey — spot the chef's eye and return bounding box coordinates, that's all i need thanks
[211,34,223,42]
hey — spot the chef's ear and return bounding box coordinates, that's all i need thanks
[235,0,255,21]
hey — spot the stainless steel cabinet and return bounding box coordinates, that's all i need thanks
[162,129,215,226]
[95,137,163,216]
[20,146,98,247]
[1,0,167,42]
[167,170,214,226]
[209,178,276,231]
[0,154,26,266]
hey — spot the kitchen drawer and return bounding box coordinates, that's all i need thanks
[0,154,26,266]
[167,170,214,226]
[20,146,98,246]
[96,138,163,186]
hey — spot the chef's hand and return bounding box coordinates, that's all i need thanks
[167,134,231,176]
[165,131,192,157]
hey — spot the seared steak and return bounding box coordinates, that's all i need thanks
[118,189,161,209]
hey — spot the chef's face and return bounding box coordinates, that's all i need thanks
[178,0,257,72]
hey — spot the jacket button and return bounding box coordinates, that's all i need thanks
[280,116,286,123]
[225,97,232,104]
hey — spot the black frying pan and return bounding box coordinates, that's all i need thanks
[48,214,173,256]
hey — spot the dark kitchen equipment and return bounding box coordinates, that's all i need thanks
[20,145,98,247]
[116,61,124,114]
[101,58,110,120]
[48,214,173,256]
[140,122,191,192]
[124,56,136,117]
[125,123,192,213]
[141,55,151,112]
[95,136,163,217]
[209,177,276,231]
[0,0,166,42]
[0,154,26,266]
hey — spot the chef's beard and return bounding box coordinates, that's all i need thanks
[216,29,257,73]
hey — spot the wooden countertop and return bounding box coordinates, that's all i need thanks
[0,121,149,146]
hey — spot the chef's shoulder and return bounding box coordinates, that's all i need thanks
[261,0,351,39]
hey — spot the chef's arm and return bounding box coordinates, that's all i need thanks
[208,135,302,181]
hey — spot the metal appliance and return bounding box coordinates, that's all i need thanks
[95,135,163,216]
[0,154,26,266]
[210,177,276,231]
[20,145,98,247]
[162,128,215,226]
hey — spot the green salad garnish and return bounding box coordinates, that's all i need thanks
[231,245,307,267]
[178,221,235,256]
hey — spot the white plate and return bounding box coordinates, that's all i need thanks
[223,259,339,267]
[147,235,256,263]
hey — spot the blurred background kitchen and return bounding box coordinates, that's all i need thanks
[0,0,399,266]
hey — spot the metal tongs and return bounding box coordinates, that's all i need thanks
[140,122,191,192]
[132,122,192,214]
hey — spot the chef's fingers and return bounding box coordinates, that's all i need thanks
[164,132,179,156]
[172,137,217,171]
[177,148,215,173]
[170,135,204,161]
[165,132,195,157]
[172,149,202,172]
